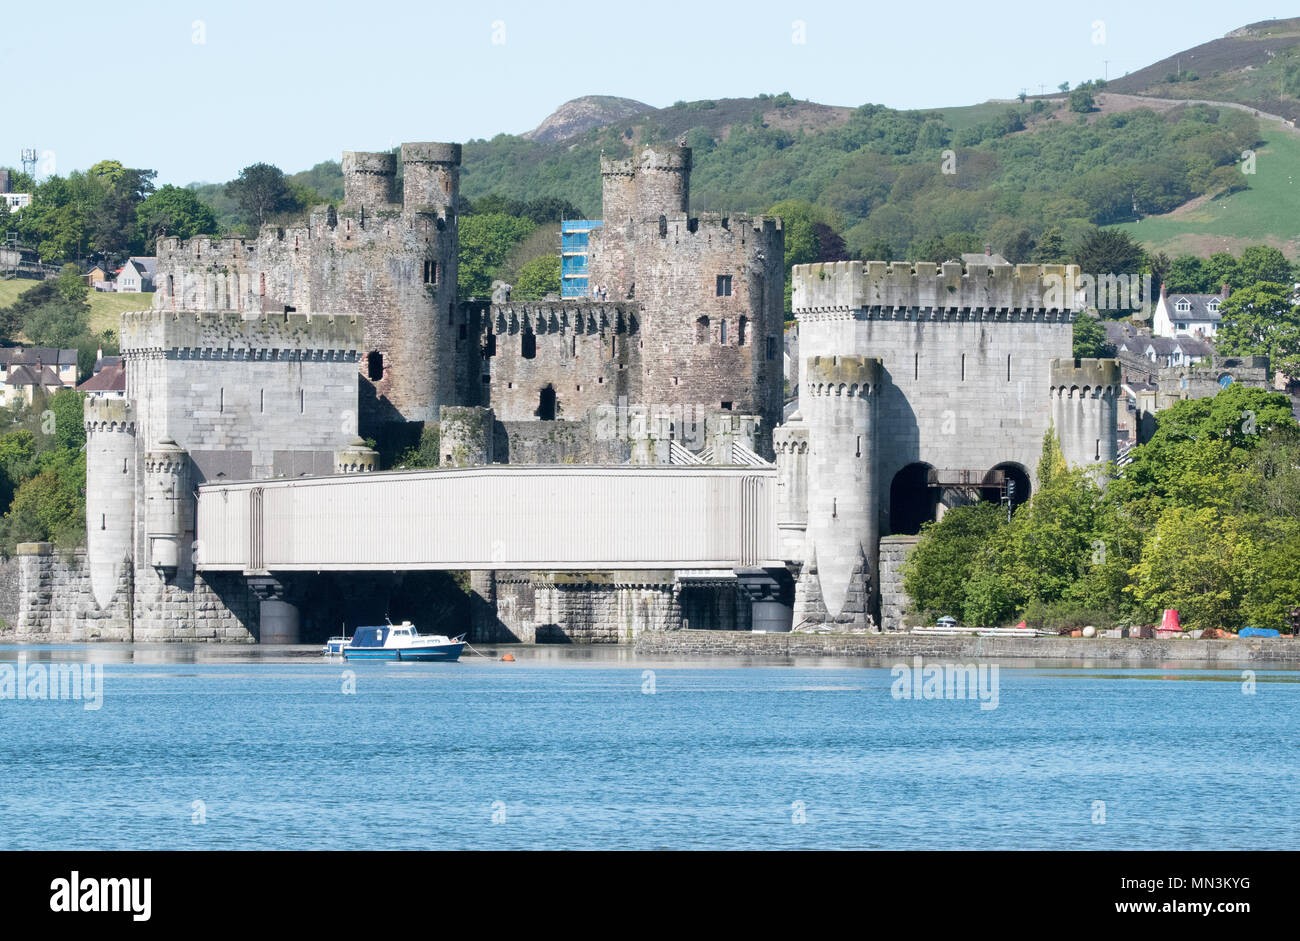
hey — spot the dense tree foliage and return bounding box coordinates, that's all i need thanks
[0,389,87,554]
[512,254,561,300]
[904,387,1300,632]
[1215,281,1300,376]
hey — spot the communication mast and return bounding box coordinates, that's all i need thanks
[20,149,37,178]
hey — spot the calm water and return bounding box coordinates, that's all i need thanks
[0,644,1296,850]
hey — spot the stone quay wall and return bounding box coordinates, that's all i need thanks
[634,629,1300,663]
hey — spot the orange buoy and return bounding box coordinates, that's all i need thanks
[501,653,515,662]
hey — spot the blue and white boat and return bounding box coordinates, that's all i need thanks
[323,636,349,657]
[341,622,465,662]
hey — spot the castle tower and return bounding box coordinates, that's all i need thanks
[84,397,136,609]
[143,438,191,578]
[342,151,397,210]
[772,416,809,564]
[1049,358,1120,469]
[400,142,461,215]
[633,144,691,220]
[796,356,879,631]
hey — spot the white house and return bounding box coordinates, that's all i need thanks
[1152,284,1230,339]
[115,256,156,293]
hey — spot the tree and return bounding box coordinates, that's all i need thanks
[1216,281,1300,376]
[1073,316,1114,358]
[136,185,218,252]
[1236,245,1294,287]
[225,163,294,229]
[1034,227,1068,263]
[1069,86,1096,113]
[458,212,537,297]
[1202,252,1239,293]
[1072,228,1145,278]
[3,278,90,348]
[1166,255,1208,293]
[512,254,561,300]
[88,165,155,258]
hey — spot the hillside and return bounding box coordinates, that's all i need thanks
[0,280,152,337]
[1107,17,1300,121]
[1114,124,1300,258]
[521,95,655,143]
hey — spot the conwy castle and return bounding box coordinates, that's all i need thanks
[5,141,1117,643]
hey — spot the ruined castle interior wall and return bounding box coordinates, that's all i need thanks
[483,301,642,423]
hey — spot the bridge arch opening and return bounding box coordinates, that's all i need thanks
[889,462,937,535]
[979,462,1031,509]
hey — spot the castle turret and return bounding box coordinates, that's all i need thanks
[400,142,461,215]
[772,415,809,564]
[84,397,136,609]
[1049,358,1120,470]
[144,438,191,578]
[796,356,879,631]
[342,151,397,210]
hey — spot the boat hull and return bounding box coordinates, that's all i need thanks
[342,642,464,662]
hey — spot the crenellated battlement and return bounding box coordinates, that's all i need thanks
[804,355,881,396]
[120,309,364,356]
[1049,357,1121,393]
[793,260,1086,315]
[487,300,639,336]
[84,397,135,435]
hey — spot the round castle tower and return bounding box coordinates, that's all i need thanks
[798,355,880,630]
[342,151,397,210]
[1049,358,1120,469]
[599,144,690,223]
[400,142,461,215]
[144,438,191,578]
[84,397,136,609]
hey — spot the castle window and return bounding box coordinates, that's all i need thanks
[696,316,710,343]
[716,275,732,297]
[720,319,727,344]
[914,352,919,381]
[259,273,266,297]
[485,333,497,357]
[424,260,437,284]
[300,389,305,414]
[721,401,733,410]
[219,388,224,413]
[536,384,557,421]
[766,336,777,361]
[260,390,265,414]
[1007,354,1012,381]
[961,353,966,381]
[367,351,384,381]
[522,333,536,359]
[738,317,747,346]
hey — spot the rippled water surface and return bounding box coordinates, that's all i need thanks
[1,645,1296,849]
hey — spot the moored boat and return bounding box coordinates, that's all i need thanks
[341,622,465,662]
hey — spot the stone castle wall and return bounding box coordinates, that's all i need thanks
[878,535,920,632]
[154,142,462,429]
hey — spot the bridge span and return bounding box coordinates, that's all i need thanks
[195,464,782,573]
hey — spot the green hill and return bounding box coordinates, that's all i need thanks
[1114,124,1300,258]
[1107,17,1300,121]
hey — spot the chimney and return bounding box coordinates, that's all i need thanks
[984,243,992,256]
[1159,281,1166,299]
[1220,283,1230,300]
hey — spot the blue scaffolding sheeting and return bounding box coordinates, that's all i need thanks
[560,219,602,298]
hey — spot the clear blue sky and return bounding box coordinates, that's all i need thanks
[1,1,1291,185]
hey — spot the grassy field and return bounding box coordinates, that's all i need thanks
[0,279,153,337]
[1113,126,1300,259]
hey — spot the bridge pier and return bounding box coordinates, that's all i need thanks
[248,576,301,644]
[736,567,795,633]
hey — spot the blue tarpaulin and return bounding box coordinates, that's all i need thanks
[1239,627,1281,638]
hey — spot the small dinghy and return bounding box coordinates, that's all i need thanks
[341,622,465,662]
